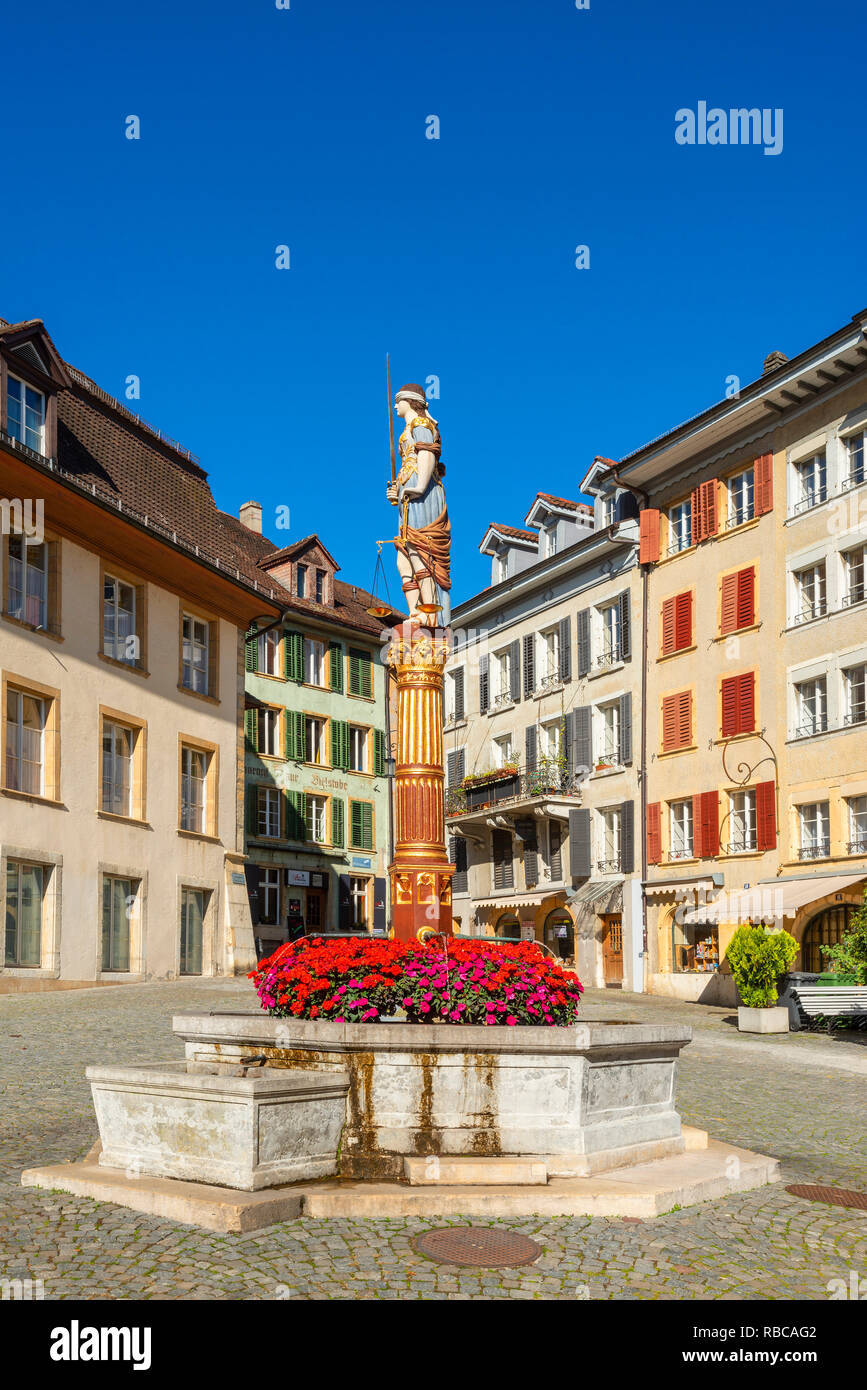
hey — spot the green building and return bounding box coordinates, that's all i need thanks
[226,507,399,957]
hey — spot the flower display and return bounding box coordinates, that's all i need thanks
[248,936,583,1025]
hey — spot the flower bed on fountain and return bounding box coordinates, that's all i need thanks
[249,936,584,1025]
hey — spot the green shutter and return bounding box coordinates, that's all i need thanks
[244,709,258,751]
[286,709,304,761]
[331,719,348,771]
[245,785,259,837]
[349,799,362,849]
[361,653,372,700]
[283,711,291,760]
[348,648,373,699]
[348,650,360,696]
[373,729,386,777]
[331,797,345,848]
[329,641,344,693]
[245,628,257,673]
[362,802,373,850]
[286,790,306,841]
[284,630,303,683]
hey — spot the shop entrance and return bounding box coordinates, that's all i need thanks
[600,913,624,987]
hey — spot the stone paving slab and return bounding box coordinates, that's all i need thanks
[1,979,865,1300]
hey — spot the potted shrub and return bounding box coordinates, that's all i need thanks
[725,923,799,1033]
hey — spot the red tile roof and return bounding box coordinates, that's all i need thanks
[485,523,537,542]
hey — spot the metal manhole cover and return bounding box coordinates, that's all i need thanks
[785,1184,867,1211]
[413,1226,542,1268]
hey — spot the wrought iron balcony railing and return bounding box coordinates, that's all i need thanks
[848,838,867,855]
[798,842,830,861]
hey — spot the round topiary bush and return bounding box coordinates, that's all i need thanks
[725,923,799,1008]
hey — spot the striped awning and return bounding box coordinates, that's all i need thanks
[570,878,623,912]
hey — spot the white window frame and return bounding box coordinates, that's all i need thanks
[492,733,513,768]
[798,801,830,860]
[537,626,560,688]
[6,688,45,796]
[258,626,280,676]
[102,719,134,817]
[728,789,756,853]
[844,663,867,727]
[596,700,620,764]
[792,451,827,514]
[842,428,866,491]
[257,708,280,757]
[6,535,47,628]
[598,807,622,872]
[304,638,326,686]
[7,374,46,453]
[305,715,325,765]
[793,676,827,739]
[259,867,281,925]
[180,746,207,833]
[307,794,327,844]
[258,786,281,839]
[669,799,694,860]
[348,725,368,773]
[842,544,866,609]
[727,466,755,528]
[4,858,45,967]
[182,613,209,693]
[792,561,827,624]
[847,795,867,855]
[668,499,692,554]
[103,574,137,664]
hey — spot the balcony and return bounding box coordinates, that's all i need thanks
[848,838,867,855]
[667,537,691,556]
[593,646,621,671]
[791,718,828,739]
[844,705,867,728]
[725,505,755,529]
[790,489,827,515]
[445,761,579,824]
[842,469,866,492]
[667,847,695,862]
[792,600,827,625]
[596,857,622,874]
[490,691,514,712]
[798,842,830,861]
[535,671,562,694]
[842,584,865,609]
[728,837,757,854]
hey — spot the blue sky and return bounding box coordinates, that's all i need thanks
[2,0,864,602]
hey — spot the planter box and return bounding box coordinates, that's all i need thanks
[737,1006,789,1034]
[174,1013,692,1180]
[87,1061,349,1190]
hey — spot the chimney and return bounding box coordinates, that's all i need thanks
[239,500,262,533]
[763,350,788,374]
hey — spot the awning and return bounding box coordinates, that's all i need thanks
[570,878,623,912]
[474,898,543,913]
[680,872,866,926]
[645,877,719,899]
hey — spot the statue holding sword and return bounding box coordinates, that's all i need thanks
[385,367,452,629]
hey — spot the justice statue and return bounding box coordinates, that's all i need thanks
[386,383,451,629]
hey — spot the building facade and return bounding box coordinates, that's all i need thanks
[0,317,283,987]
[582,306,867,1002]
[228,516,399,957]
[444,491,645,990]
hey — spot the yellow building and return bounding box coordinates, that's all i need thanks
[582,307,867,1002]
[0,317,285,987]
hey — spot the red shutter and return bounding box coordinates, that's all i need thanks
[693,479,718,541]
[737,671,755,733]
[755,453,774,515]
[699,790,719,857]
[661,596,676,655]
[721,675,739,738]
[756,780,776,851]
[720,572,738,635]
[639,508,661,564]
[661,694,676,751]
[677,690,692,747]
[646,802,661,865]
[674,591,692,649]
[690,487,702,545]
[736,566,756,629]
[692,794,703,855]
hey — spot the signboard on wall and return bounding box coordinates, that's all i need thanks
[287,870,310,887]
[521,922,536,942]
[351,856,372,869]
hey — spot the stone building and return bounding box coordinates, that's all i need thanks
[228,512,401,957]
[444,491,645,990]
[582,306,867,1002]
[0,317,284,987]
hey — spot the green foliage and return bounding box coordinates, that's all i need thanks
[725,924,799,1008]
[821,890,867,985]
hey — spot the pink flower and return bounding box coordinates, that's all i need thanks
[402,997,414,1007]
[506,1016,517,1026]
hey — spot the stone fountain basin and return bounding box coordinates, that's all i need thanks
[173,1014,693,1180]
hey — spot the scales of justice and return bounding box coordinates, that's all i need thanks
[367,359,455,942]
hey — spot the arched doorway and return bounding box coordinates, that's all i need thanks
[495,911,521,941]
[544,908,574,960]
[800,904,857,973]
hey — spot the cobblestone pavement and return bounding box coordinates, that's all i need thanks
[1,980,865,1300]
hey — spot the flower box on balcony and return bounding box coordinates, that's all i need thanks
[462,764,520,790]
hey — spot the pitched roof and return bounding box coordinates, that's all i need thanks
[486,523,536,542]
[260,534,341,572]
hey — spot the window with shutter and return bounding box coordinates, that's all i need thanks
[522,635,535,697]
[755,779,776,851]
[510,639,522,701]
[492,828,514,890]
[575,609,590,677]
[479,653,489,713]
[620,801,635,873]
[286,790,306,841]
[525,724,537,774]
[328,641,344,692]
[453,668,465,720]
[646,802,661,864]
[639,508,661,564]
[618,592,631,661]
[720,567,756,634]
[559,616,571,682]
[661,592,692,655]
[349,799,374,850]
[548,820,563,880]
[721,672,755,737]
[244,628,257,673]
[568,807,591,878]
[331,797,345,847]
[661,690,692,751]
[244,708,258,750]
[284,631,303,683]
[573,705,592,773]
[754,453,774,515]
[619,692,633,764]
[348,648,373,699]
[696,790,719,857]
[691,479,719,543]
[451,836,468,894]
[373,729,386,776]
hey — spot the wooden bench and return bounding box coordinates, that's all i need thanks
[790,985,867,1033]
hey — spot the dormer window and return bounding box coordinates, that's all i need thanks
[7,375,45,454]
[296,564,307,598]
[315,568,326,603]
[543,525,558,558]
[494,553,507,584]
[603,495,617,527]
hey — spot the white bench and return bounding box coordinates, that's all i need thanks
[790,985,867,1033]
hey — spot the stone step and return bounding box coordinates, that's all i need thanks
[404,1156,548,1186]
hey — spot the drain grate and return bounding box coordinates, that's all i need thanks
[785,1184,867,1212]
[412,1226,542,1268]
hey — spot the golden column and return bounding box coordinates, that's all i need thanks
[386,621,454,941]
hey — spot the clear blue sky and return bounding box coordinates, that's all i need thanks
[2,0,864,602]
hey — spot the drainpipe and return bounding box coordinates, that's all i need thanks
[606,464,650,993]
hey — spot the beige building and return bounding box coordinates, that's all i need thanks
[581,306,867,1002]
[445,491,645,990]
[0,316,286,987]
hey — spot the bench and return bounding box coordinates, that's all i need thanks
[789,985,867,1033]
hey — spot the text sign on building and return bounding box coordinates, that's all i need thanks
[286,870,310,887]
[351,856,372,869]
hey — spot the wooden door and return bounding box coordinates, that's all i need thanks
[601,914,623,987]
[305,891,325,931]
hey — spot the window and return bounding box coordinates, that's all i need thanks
[721,672,756,738]
[598,602,621,666]
[792,452,826,513]
[492,647,512,704]
[315,569,326,603]
[349,799,374,850]
[598,808,622,871]
[661,690,692,752]
[101,876,133,972]
[793,562,826,624]
[304,638,326,686]
[103,575,138,665]
[495,911,521,941]
[492,828,514,890]
[181,613,209,694]
[842,544,866,608]
[668,499,692,554]
[548,820,563,881]
[848,796,867,855]
[669,800,694,860]
[798,802,830,860]
[661,591,692,655]
[493,733,513,768]
[843,430,865,490]
[258,627,281,675]
[538,627,560,687]
[101,720,134,816]
[844,664,867,726]
[543,525,558,558]
[729,789,756,852]
[348,725,368,772]
[719,566,756,634]
[794,677,827,738]
[257,707,280,756]
[349,877,369,929]
[6,536,47,628]
[7,375,45,453]
[296,564,307,598]
[602,496,617,527]
[5,688,45,794]
[305,716,325,764]
[493,553,507,584]
[306,794,327,844]
[671,919,719,974]
[598,703,620,763]
[257,786,281,838]
[540,719,560,760]
[445,668,465,722]
[348,648,373,699]
[727,466,755,527]
[180,746,208,833]
[4,860,44,967]
[180,887,207,975]
[259,869,281,925]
